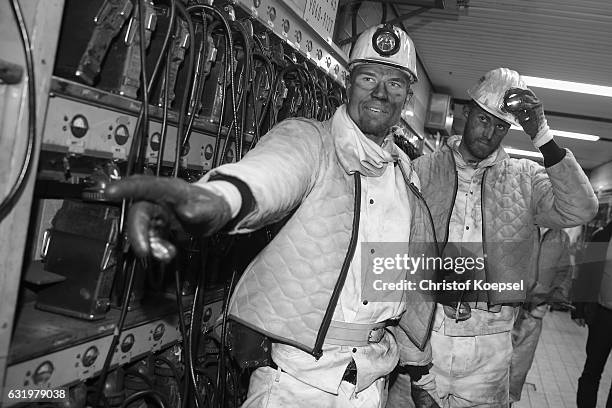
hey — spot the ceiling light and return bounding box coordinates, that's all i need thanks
[522,76,612,98]
[510,125,600,141]
[551,130,600,141]
[504,147,543,158]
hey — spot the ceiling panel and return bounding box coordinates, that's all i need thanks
[387,0,612,169]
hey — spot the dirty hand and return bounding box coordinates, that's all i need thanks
[104,175,232,262]
[503,88,553,147]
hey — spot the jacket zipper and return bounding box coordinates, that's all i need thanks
[480,168,488,276]
[397,160,439,252]
[399,161,439,348]
[534,228,546,284]
[408,183,440,253]
[312,173,361,358]
[444,152,459,248]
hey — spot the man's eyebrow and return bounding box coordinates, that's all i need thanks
[355,69,377,77]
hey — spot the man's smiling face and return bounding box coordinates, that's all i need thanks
[346,63,410,145]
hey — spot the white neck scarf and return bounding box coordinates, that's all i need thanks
[331,105,398,177]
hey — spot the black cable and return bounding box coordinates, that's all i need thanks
[126,0,175,176]
[119,390,168,408]
[0,0,36,223]
[230,21,253,160]
[188,278,204,408]
[155,356,183,391]
[217,89,243,166]
[301,67,317,118]
[211,31,229,169]
[247,69,261,150]
[252,52,274,129]
[148,0,175,95]
[175,267,190,408]
[188,240,209,408]
[217,270,237,408]
[92,258,138,407]
[135,0,150,174]
[154,0,177,176]
[156,35,172,176]
[93,2,170,397]
[175,266,204,408]
[171,1,195,177]
[218,70,249,166]
[194,368,216,408]
[124,369,154,389]
[229,362,239,408]
[187,5,238,167]
[100,393,112,408]
[270,64,302,120]
[182,14,208,151]
[184,237,210,408]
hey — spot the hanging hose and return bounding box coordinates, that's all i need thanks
[155,34,172,176]
[171,1,195,177]
[187,5,238,167]
[92,258,138,407]
[0,0,36,223]
[126,0,176,176]
[182,13,209,150]
[211,32,229,169]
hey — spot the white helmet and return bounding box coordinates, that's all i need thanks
[467,67,528,126]
[349,24,418,83]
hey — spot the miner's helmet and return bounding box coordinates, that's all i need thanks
[348,24,418,83]
[467,67,528,126]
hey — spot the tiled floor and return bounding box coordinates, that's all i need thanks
[513,310,612,408]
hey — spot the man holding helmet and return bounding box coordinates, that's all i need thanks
[388,68,598,407]
[106,24,436,407]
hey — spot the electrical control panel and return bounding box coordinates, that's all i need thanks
[234,0,348,86]
[5,297,223,405]
[44,77,234,169]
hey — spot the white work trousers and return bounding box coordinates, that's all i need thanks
[431,329,512,408]
[241,366,387,408]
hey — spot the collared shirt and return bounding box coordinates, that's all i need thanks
[273,106,412,393]
[433,135,516,336]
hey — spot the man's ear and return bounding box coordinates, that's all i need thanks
[463,103,471,118]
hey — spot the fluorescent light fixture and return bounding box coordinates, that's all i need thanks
[504,147,543,158]
[522,75,612,98]
[510,125,600,141]
[552,130,600,141]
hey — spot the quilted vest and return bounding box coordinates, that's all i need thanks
[414,139,597,304]
[206,118,437,356]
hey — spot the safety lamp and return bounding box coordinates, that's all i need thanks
[372,25,400,57]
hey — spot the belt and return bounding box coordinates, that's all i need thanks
[442,302,517,322]
[324,319,398,346]
[442,302,472,322]
[269,359,358,385]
